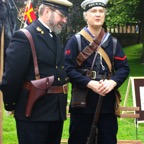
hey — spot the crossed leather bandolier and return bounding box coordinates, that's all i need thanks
[76,28,112,79]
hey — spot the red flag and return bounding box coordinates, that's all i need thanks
[23,2,37,25]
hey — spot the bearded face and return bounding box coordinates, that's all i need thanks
[47,12,66,34]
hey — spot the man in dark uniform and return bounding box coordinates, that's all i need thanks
[64,0,130,144]
[0,0,73,144]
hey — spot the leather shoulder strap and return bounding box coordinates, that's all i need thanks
[79,29,93,42]
[76,28,105,66]
[99,48,112,72]
[78,29,112,72]
[20,29,40,79]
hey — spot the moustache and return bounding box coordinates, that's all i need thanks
[58,22,66,28]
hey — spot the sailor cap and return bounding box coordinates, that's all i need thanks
[42,0,73,16]
[81,0,108,11]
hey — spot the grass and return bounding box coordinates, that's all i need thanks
[116,43,144,142]
[2,111,17,144]
[1,43,144,143]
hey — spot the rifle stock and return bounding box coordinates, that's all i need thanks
[86,127,98,144]
[25,76,54,117]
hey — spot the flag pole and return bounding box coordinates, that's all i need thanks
[0,23,4,144]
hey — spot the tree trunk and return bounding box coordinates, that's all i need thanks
[137,0,144,63]
[140,20,144,63]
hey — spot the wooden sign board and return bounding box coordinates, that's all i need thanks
[123,77,144,123]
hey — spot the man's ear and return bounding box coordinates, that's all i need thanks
[44,7,51,18]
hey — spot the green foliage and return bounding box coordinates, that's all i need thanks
[68,0,84,31]
[106,0,141,26]
[67,0,143,29]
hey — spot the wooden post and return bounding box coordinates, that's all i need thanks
[0,24,4,144]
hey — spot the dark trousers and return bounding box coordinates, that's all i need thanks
[16,119,63,144]
[68,113,118,144]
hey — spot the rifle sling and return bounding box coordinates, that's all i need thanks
[77,29,112,73]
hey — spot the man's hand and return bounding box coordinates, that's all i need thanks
[87,79,117,96]
[98,79,117,95]
[87,80,105,96]
[6,110,14,116]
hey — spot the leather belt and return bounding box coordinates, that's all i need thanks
[77,68,110,79]
[24,82,68,94]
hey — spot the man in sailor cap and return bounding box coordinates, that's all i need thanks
[0,0,73,144]
[64,0,129,144]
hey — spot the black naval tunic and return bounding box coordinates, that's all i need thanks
[64,28,130,144]
[0,20,68,121]
[64,31,130,114]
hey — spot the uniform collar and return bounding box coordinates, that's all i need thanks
[38,18,53,33]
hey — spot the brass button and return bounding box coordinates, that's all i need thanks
[58,78,61,81]
[41,31,44,34]
[65,77,69,81]
[61,66,64,69]
[56,66,58,69]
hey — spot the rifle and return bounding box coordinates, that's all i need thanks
[86,73,106,144]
